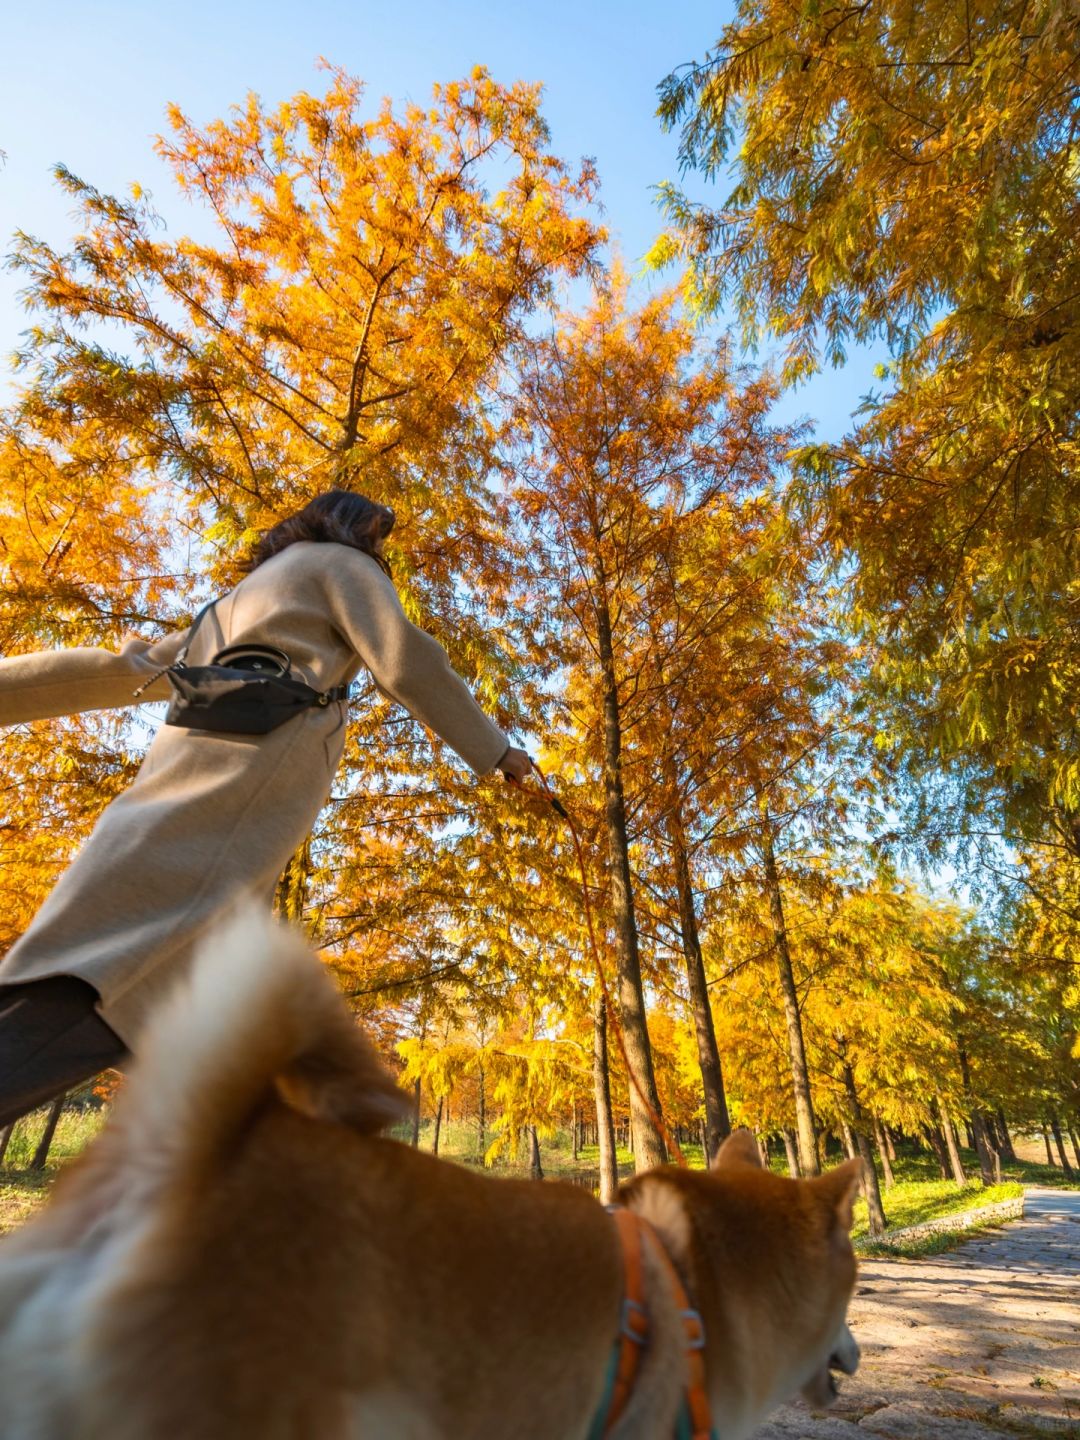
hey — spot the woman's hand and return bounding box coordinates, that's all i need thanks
[497,746,532,783]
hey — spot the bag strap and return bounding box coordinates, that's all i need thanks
[173,599,219,667]
[131,599,219,700]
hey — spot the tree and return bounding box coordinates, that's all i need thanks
[655,2,1080,865]
[507,279,790,1168]
[2,65,602,989]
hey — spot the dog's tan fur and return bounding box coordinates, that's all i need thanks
[0,913,861,1440]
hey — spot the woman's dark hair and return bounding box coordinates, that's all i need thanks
[246,490,395,574]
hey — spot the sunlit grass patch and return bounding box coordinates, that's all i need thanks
[852,1177,1024,1243]
[0,1104,107,1234]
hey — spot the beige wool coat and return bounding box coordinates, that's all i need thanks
[0,542,509,1043]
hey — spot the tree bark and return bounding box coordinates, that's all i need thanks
[1042,1122,1054,1166]
[477,1062,486,1161]
[593,992,619,1204]
[411,1079,421,1149]
[0,1123,12,1168]
[782,1128,800,1178]
[760,822,819,1175]
[529,1125,544,1181]
[664,774,730,1162]
[1068,1123,1080,1171]
[1049,1114,1074,1178]
[883,1125,898,1163]
[923,1125,951,1179]
[936,1095,967,1185]
[994,1110,1016,1163]
[840,1122,858,1161]
[594,591,666,1171]
[872,1117,895,1190]
[431,1096,443,1156]
[842,1064,887,1238]
[30,1094,66,1171]
[958,1046,998,1185]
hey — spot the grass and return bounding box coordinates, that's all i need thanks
[852,1174,1023,1237]
[0,1105,106,1235]
[846,1146,1043,1258]
[2,1108,1074,1247]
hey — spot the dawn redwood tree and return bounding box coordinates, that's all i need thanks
[655,1,1080,869]
[1,64,603,957]
[508,281,778,1169]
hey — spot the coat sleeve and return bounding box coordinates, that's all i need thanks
[324,552,510,777]
[0,628,189,728]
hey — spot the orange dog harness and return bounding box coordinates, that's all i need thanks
[589,1207,716,1440]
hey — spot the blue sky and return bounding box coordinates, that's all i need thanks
[0,0,886,437]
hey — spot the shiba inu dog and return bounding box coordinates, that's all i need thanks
[0,913,860,1439]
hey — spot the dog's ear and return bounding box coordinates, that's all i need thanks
[813,1158,863,1231]
[274,1024,410,1132]
[710,1128,762,1171]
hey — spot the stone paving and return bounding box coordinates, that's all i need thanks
[751,1189,1080,1439]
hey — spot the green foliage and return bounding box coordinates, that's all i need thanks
[656,0,1080,865]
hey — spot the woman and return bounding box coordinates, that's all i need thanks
[0,490,530,1128]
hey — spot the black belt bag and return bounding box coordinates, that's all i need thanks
[132,601,350,735]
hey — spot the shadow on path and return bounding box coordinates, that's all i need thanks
[750,1188,1080,1439]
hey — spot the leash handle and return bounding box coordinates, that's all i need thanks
[518,758,688,1170]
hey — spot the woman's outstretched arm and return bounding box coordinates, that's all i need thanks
[0,628,188,728]
[324,550,512,776]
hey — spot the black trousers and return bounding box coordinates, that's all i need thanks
[0,975,127,1131]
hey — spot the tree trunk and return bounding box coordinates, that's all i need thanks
[923,1125,951,1179]
[782,1128,800,1178]
[664,775,730,1162]
[593,993,619,1203]
[594,592,666,1171]
[0,1123,12,1168]
[1068,1123,1080,1171]
[840,1122,858,1161]
[842,1064,887,1238]
[936,1095,967,1185]
[571,1101,579,1162]
[872,1117,895,1190]
[529,1125,544,1181]
[1042,1122,1054,1166]
[477,1062,486,1161]
[984,1111,1004,1154]
[993,1111,1016,1162]
[958,1046,998,1185]
[760,822,819,1175]
[1049,1114,1074,1178]
[883,1126,897,1163]
[411,1079,421,1148]
[30,1094,66,1171]
[431,1096,443,1156]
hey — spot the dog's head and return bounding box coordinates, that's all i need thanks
[621,1129,861,1434]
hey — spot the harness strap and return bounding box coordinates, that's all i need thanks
[643,1230,713,1440]
[598,1208,716,1440]
[601,1208,650,1433]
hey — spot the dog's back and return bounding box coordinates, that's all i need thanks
[0,910,409,1440]
[0,912,860,1440]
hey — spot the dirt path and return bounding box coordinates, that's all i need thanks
[752,1189,1080,1439]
